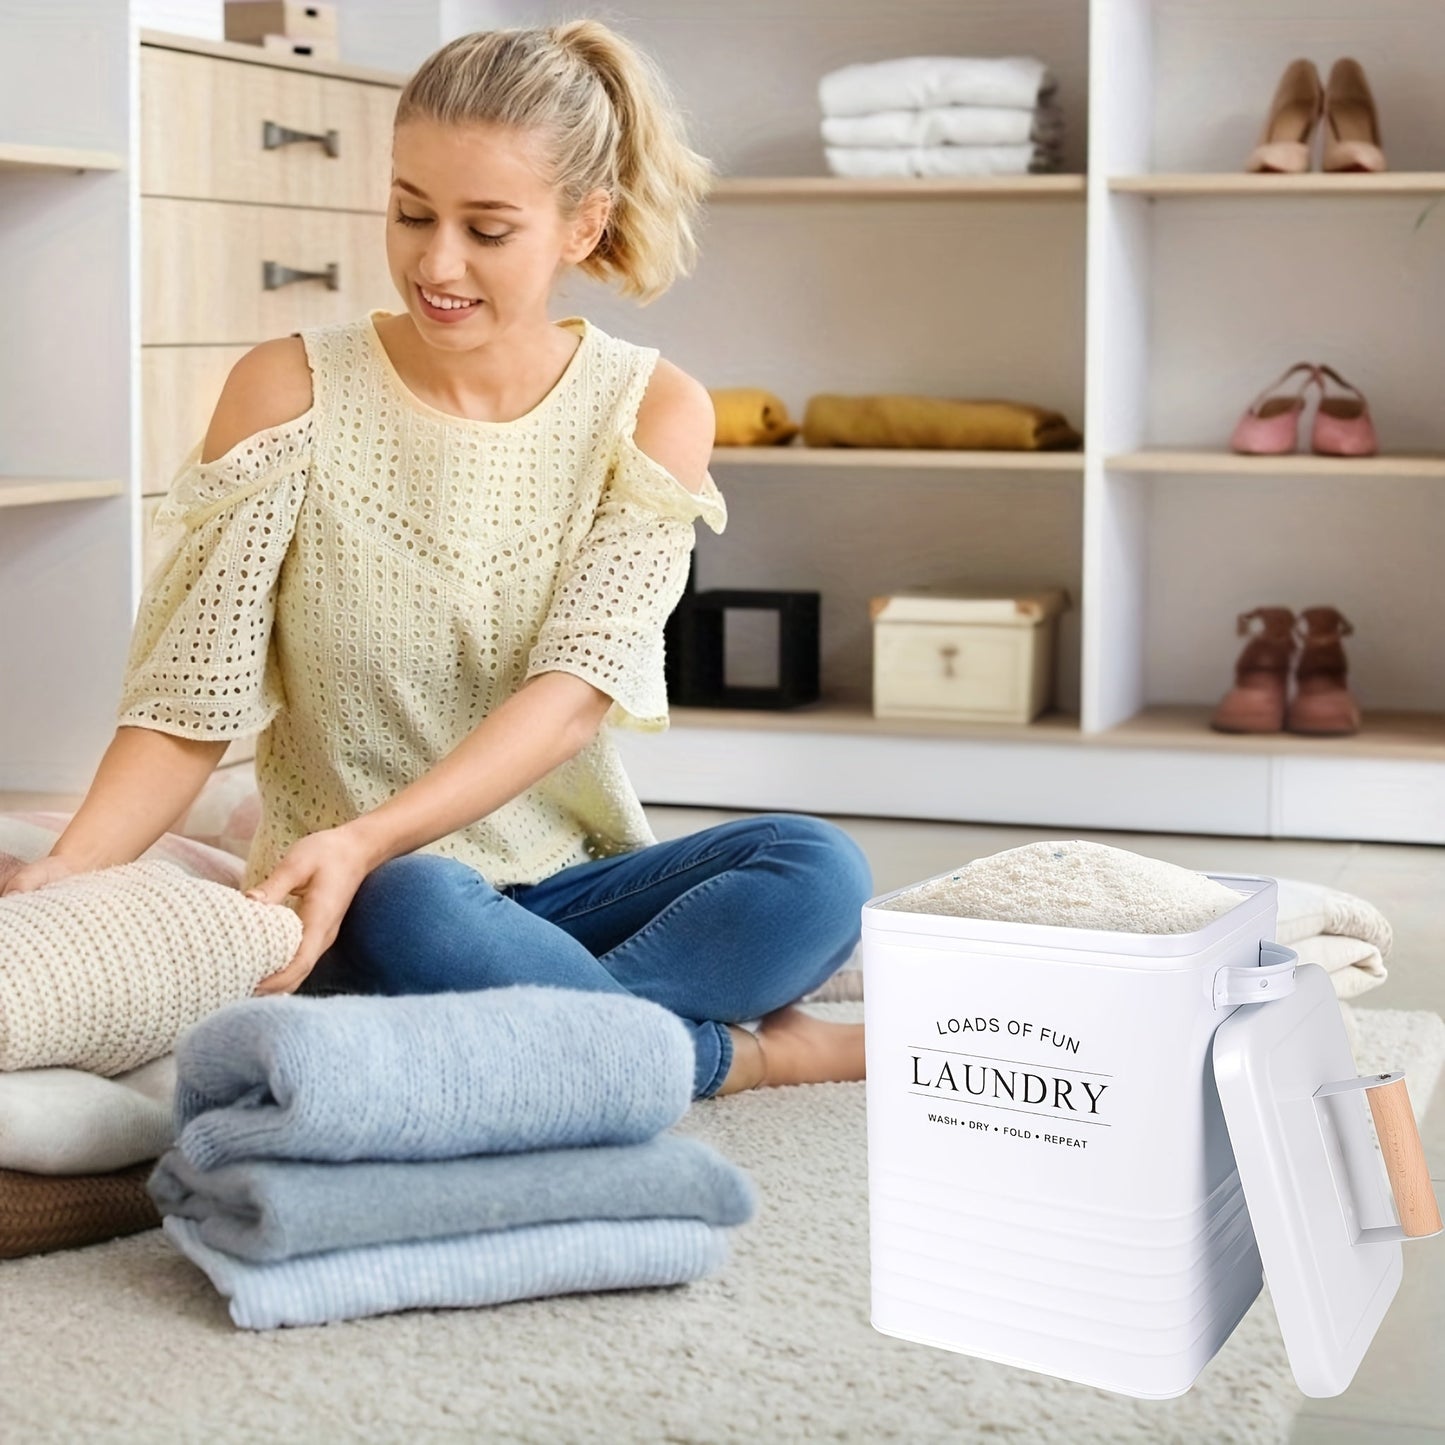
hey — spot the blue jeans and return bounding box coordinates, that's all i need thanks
[298,812,874,1099]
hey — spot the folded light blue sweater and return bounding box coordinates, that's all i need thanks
[163,1214,730,1330]
[147,1133,757,1261]
[173,985,694,1168]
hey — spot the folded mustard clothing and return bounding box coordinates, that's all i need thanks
[710,388,800,447]
[802,394,1082,451]
[0,1161,160,1258]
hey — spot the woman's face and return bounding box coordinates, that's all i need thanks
[386,118,606,348]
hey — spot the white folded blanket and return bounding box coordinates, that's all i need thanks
[825,144,1057,179]
[1273,877,1391,998]
[819,56,1056,118]
[822,101,1063,149]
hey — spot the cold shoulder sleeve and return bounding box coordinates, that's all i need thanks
[115,413,313,740]
[523,430,728,733]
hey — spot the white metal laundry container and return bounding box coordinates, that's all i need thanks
[860,869,1297,1399]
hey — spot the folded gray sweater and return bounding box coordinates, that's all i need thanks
[173,984,694,1168]
[147,1133,757,1262]
[163,1214,730,1331]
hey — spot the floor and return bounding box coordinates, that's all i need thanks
[7,787,1444,1441]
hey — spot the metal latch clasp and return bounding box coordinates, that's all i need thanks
[1212,940,1299,1009]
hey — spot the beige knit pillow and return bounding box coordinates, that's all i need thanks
[0,859,302,1076]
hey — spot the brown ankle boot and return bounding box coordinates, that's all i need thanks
[1286,606,1362,735]
[1211,606,1295,733]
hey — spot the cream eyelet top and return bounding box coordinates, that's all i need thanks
[117,310,728,891]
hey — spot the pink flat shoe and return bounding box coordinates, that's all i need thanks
[1310,364,1378,456]
[1230,362,1319,455]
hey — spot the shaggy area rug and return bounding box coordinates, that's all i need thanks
[0,1001,1439,1445]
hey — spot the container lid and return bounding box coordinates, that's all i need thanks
[1212,962,1427,1397]
[869,584,1070,626]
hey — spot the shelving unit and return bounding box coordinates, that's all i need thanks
[0,2,134,799]
[609,0,1445,844]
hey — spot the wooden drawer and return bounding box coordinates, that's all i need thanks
[141,346,250,495]
[142,197,394,344]
[140,46,397,211]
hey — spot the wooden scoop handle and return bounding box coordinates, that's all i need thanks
[1366,1078,1443,1237]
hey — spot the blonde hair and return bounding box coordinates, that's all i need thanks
[394,19,713,304]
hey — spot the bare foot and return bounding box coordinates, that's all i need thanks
[753,1004,866,1088]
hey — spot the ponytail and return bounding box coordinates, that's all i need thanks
[395,20,714,303]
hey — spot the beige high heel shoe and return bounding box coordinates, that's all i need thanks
[1322,58,1386,172]
[1246,58,1323,174]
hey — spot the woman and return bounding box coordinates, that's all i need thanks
[3,22,870,1101]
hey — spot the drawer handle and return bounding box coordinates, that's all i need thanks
[262,120,341,158]
[263,260,340,292]
[938,644,959,678]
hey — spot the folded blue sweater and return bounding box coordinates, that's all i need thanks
[173,985,694,1168]
[163,1214,730,1330]
[147,1133,757,1261]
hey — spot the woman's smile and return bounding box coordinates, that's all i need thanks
[416,282,483,321]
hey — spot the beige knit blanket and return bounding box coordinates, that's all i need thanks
[0,859,301,1076]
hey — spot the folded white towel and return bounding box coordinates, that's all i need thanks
[819,56,1056,118]
[822,101,1063,149]
[825,144,1057,179]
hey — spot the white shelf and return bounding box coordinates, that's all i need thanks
[709,175,1086,201]
[667,700,1445,762]
[621,702,1445,844]
[1110,172,1445,198]
[1107,449,1445,478]
[0,477,125,508]
[712,447,1084,471]
[0,140,125,173]
[670,700,1081,741]
[1102,705,1445,761]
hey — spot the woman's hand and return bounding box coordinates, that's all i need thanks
[1,854,87,898]
[246,826,375,996]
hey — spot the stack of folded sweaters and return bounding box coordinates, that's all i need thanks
[0,847,302,1258]
[818,55,1064,178]
[147,983,757,1330]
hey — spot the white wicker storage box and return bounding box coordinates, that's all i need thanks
[869,586,1069,723]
